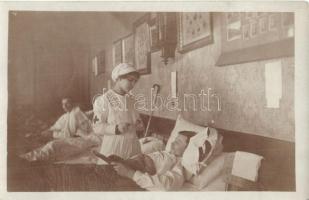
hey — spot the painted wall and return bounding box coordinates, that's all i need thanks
[93,12,294,142]
[8,12,96,116]
[8,11,294,141]
[88,13,145,100]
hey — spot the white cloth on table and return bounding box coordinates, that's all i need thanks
[92,89,141,164]
[132,151,185,191]
[231,151,263,181]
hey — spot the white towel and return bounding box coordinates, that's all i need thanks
[231,151,263,181]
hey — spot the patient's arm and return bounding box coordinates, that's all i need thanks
[48,113,67,132]
[112,162,136,179]
[132,161,185,191]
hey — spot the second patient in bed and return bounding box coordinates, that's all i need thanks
[112,131,195,191]
[36,97,92,141]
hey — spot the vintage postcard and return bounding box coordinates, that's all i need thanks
[0,1,308,200]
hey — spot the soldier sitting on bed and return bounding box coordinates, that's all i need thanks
[29,97,92,142]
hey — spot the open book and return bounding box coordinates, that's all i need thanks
[92,150,156,175]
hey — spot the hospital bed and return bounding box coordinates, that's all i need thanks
[8,109,286,191]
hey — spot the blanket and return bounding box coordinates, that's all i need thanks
[8,156,143,191]
[19,134,102,162]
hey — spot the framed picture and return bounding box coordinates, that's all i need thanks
[92,56,98,76]
[122,34,134,64]
[113,38,123,67]
[216,12,294,66]
[97,50,106,75]
[259,17,268,33]
[243,24,250,40]
[148,17,160,52]
[226,12,242,42]
[177,12,213,53]
[250,21,259,38]
[92,50,105,76]
[133,14,151,75]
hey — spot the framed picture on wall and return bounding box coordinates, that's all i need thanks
[92,50,105,76]
[133,14,151,75]
[97,50,106,74]
[216,12,294,66]
[122,34,134,64]
[177,12,213,53]
[92,56,98,76]
[113,38,123,67]
[148,16,160,52]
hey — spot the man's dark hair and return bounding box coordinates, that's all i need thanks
[178,131,197,144]
[119,71,140,80]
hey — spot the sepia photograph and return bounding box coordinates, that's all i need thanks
[0,1,308,200]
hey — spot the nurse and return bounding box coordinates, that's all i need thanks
[92,63,144,164]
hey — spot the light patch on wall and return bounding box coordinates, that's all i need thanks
[92,56,98,76]
[265,60,282,108]
[107,79,111,90]
[171,71,177,98]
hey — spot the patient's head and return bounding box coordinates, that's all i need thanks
[170,131,196,157]
[62,97,74,113]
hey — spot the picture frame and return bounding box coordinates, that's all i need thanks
[92,50,106,76]
[148,17,160,52]
[133,14,151,75]
[226,12,242,42]
[92,56,98,76]
[177,12,213,53]
[259,17,268,34]
[113,38,123,67]
[216,12,294,66]
[121,34,134,64]
[97,50,106,75]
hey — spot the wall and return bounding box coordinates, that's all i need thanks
[88,13,145,100]
[8,12,95,116]
[8,11,294,141]
[94,12,294,142]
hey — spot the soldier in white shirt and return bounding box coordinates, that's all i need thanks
[30,97,92,141]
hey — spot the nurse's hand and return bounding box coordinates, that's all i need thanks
[112,162,135,179]
[117,123,130,133]
[135,119,145,132]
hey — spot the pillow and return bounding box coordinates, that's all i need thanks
[181,127,223,175]
[165,114,205,152]
[189,152,230,190]
[139,137,165,154]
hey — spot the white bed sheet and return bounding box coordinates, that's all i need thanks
[180,174,226,191]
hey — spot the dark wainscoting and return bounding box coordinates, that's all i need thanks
[140,114,295,191]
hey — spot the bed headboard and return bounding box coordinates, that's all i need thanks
[140,114,295,191]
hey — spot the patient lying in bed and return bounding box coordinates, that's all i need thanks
[110,131,197,191]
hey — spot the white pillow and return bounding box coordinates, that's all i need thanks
[181,127,222,175]
[139,137,165,154]
[165,114,205,152]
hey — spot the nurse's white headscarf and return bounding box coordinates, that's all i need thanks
[111,63,138,82]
